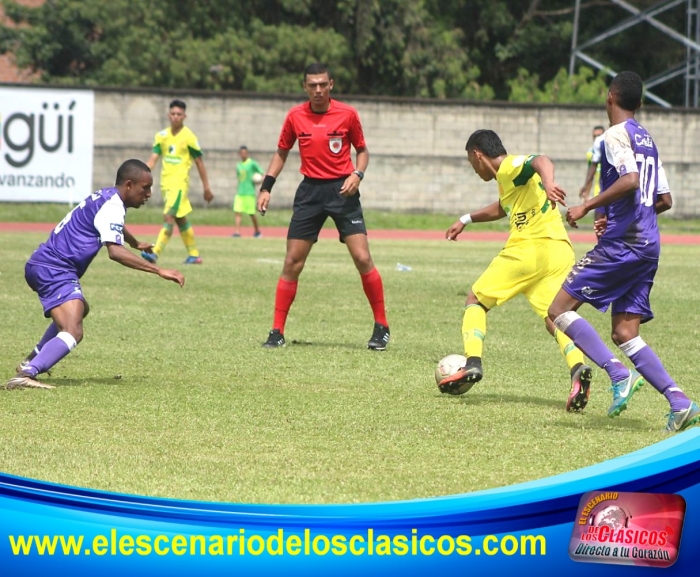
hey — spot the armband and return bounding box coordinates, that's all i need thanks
[459,213,473,225]
[260,175,276,193]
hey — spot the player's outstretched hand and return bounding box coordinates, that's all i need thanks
[445,221,465,241]
[159,268,185,287]
[566,205,588,228]
[203,188,214,204]
[545,183,567,207]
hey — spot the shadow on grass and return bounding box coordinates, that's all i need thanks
[554,413,657,431]
[438,391,564,410]
[437,391,656,430]
[42,376,150,387]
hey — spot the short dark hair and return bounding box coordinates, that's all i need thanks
[304,62,331,81]
[239,145,248,151]
[609,71,643,112]
[116,159,150,185]
[465,130,507,157]
[593,125,605,132]
[169,99,187,110]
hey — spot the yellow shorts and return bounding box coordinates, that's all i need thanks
[163,187,193,218]
[471,239,574,318]
[233,195,257,215]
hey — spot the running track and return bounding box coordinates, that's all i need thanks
[1,222,699,244]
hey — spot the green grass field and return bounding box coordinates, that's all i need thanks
[3,202,700,233]
[1,223,699,505]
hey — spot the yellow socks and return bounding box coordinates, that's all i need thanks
[462,304,486,358]
[153,224,173,256]
[178,222,200,257]
[555,329,585,370]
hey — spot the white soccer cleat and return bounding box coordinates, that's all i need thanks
[4,373,55,390]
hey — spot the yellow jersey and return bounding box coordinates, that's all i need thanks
[152,126,203,192]
[496,154,571,247]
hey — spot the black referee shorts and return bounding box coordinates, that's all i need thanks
[287,177,367,243]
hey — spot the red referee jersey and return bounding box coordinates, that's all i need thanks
[278,99,366,180]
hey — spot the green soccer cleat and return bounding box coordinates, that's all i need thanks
[665,402,700,433]
[608,369,644,417]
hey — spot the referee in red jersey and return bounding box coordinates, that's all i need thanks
[257,62,390,350]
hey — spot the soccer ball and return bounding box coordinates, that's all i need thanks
[252,173,264,185]
[435,354,468,386]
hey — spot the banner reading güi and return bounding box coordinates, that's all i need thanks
[0,86,94,203]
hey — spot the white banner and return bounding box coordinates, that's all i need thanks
[0,86,94,203]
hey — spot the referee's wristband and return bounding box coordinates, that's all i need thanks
[260,175,276,193]
[459,213,473,225]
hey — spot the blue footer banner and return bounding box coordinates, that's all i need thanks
[2,429,700,575]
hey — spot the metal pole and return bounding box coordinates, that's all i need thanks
[570,0,582,76]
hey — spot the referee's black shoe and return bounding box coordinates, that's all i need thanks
[367,323,390,351]
[262,329,286,348]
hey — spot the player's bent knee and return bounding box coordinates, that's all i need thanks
[57,331,79,350]
[552,311,581,332]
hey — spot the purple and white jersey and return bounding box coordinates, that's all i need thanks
[28,187,126,278]
[599,119,670,258]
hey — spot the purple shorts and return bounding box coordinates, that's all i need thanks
[562,240,657,323]
[25,262,85,318]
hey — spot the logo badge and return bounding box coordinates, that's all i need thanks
[329,137,342,154]
[569,491,686,568]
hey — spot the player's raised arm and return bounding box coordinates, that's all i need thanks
[106,243,185,286]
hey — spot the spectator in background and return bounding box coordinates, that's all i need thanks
[579,125,605,202]
[233,145,263,238]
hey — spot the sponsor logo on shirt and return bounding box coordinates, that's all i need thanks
[110,223,124,233]
[635,134,654,148]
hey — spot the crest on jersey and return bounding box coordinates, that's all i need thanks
[329,137,342,154]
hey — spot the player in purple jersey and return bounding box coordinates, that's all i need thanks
[4,159,185,390]
[548,71,699,433]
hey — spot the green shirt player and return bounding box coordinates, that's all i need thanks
[142,99,214,265]
[438,129,593,413]
[233,146,263,238]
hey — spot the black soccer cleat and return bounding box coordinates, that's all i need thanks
[262,329,286,348]
[567,363,593,412]
[438,357,483,396]
[367,322,390,351]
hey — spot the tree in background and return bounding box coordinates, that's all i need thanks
[0,0,690,105]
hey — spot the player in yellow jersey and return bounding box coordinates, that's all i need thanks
[142,100,214,265]
[579,125,605,202]
[439,129,593,412]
